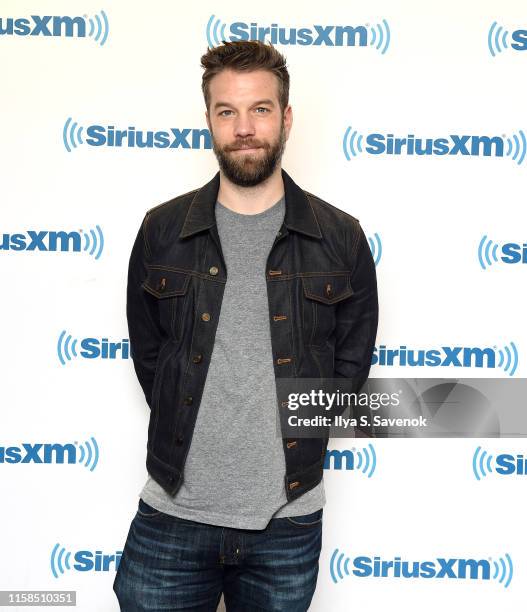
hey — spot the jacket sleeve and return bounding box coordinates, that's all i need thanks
[332,219,379,421]
[126,213,164,409]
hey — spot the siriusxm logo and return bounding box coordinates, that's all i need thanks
[0,227,103,259]
[323,445,376,477]
[488,21,527,56]
[343,126,527,165]
[63,118,211,153]
[51,544,121,578]
[372,343,519,376]
[473,446,527,479]
[330,549,513,588]
[206,15,390,53]
[57,331,130,365]
[0,11,109,46]
[478,235,527,269]
[0,438,99,471]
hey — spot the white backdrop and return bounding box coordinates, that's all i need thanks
[2,1,527,610]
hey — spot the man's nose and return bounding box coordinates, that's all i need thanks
[233,112,255,137]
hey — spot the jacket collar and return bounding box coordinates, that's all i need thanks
[179,168,322,240]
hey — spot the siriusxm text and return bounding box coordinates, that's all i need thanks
[1,231,82,252]
[372,345,496,368]
[228,22,368,46]
[365,134,504,156]
[85,126,211,149]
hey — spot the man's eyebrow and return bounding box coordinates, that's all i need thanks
[213,99,276,110]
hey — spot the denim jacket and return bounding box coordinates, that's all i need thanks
[126,168,378,502]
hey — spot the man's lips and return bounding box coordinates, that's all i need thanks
[230,145,262,151]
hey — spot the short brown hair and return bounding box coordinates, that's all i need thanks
[200,40,289,114]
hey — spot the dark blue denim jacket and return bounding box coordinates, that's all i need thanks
[126,168,378,502]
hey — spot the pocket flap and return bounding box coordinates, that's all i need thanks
[142,267,191,298]
[302,274,353,305]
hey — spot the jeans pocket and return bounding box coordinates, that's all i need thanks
[137,498,164,519]
[286,508,323,527]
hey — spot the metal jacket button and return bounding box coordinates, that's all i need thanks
[325,283,332,298]
[201,312,211,321]
[158,277,166,291]
[289,481,300,490]
[183,396,193,405]
[192,354,203,363]
[209,266,218,275]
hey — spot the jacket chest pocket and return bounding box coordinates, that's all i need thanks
[142,266,191,341]
[301,273,353,347]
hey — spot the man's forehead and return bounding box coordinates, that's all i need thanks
[209,69,279,101]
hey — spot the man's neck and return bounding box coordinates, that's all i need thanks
[217,166,285,215]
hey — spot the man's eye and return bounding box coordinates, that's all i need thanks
[255,107,269,113]
[219,110,233,116]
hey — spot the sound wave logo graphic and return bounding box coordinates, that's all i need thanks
[324,444,377,477]
[368,19,390,54]
[478,235,500,269]
[329,549,513,587]
[492,554,514,588]
[76,437,99,472]
[57,331,78,365]
[488,21,510,57]
[495,341,519,376]
[355,444,376,477]
[342,125,364,160]
[51,543,72,578]
[505,130,527,165]
[84,10,109,46]
[330,548,352,583]
[367,233,382,266]
[206,15,227,48]
[473,446,494,480]
[81,225,104,259]
[63,117,84,152]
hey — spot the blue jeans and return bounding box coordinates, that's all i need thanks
[113,498,323,611]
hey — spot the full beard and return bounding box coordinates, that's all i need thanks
[211,124,286,188]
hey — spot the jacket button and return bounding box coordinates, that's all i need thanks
[183,396,193,405]
[175,435,184,445]
[192,354,203,364]
[325,283,332,298]
[209,266,219,275]
[289,481,300,490]
[157,277,166,291]
[201,312,211,322]
[286,441,297,449]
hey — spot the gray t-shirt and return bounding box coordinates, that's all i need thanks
[139,194,325,529]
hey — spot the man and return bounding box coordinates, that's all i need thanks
[114,40,378,611]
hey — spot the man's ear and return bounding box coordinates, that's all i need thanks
[284,104,293,140]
